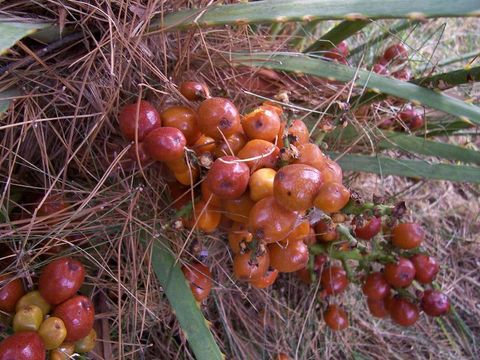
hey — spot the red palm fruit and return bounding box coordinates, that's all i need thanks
[391,222,424,249]
[182,262,213,302]
[160,106,201,145]
[324,304,348,331]
[242,106,281,142]
[205,156,250,200]
[0,275,25,313]
[384,258,416,288]
[321,266,349,296]
[382,43,408,64]
[119,100,161,141]
[0,332,45,360]
[354,217,382,240]
[179,81,210,101]
[420,290,450,317]
[249,269,279,289]
[411,254,439,284]
[277,119,310,148]
[389,297,419,327]
[144,127,187,162]
[268,241,309,273]
[197,97,241,140]
[362,272,390,300]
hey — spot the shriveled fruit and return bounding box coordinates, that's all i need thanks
[354,217,382,240]
[249,269,279,289]
[179,81,210,101]
[213,132,248,158]
[313,182,350,213]
[242,106,281,142]
[324,304,348,331]
[119,100,161,141]
[248,196,299,243]
[0,275,25,313]
[384,258,416,288]
[182,262,213,302]
[277,119,309,148]
[192,200,221,233]
[206,156,250,200]
[273,164,323,211]
[160,106,201,145]
[237,139,280,170]
[420,290,450,317]
[39,257,85,305]
[74,329,97,353]
[249,168,276,202]
[321,266,349,296]
[233,249,270,281]
[389,297,419,327]
[228,222,252,254]
[38,317,67,350]
[268,241,309,273]
[13,305,43,332]
[49,343,75,360]
[16,291,51,317]
[144,127,187,162]
[294,143,328,170]
[197,97,241,140]
[391,222,424,249]
[53,295,95,342]
[367,297,390,318]
[0,331,45,360]
[362,272,390,300]
[224,194,255,223]
[315,220,338,242]
[411,254,439,284]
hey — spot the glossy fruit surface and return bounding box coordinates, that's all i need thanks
[233,249,270,281]
[389,297,419,326]
[49,343,75,360]
[197,97,241,140]
[13,305,43,332]
[160,106,201,145]
[39,257,85,305]
[182,263,213,302]
[248,196,299,243]
[249,269,279,289]
[16,291,51,317]
[242,107,281,142]
[324,304,348,331]
[0,331,45,360]
[391,223,424,249]
[277,120,309,148]
[362,272,390,300]
[237,139,280,170]
[321,159,343,184]
[294,143,328,171]
[119,100,160,141]
[174,167,199,186]
[38,317,67,350]
[411,254,439,284]
[303,226,317,246]
[228,222,252,254]
[367,297,390,318]
[213,132,247,158]
[224,194,254,223]
[193,134,216,154]
[192,200,221,233]
[268,241,309,273]
[383,43,408,63]
[313,182,350,213]
[282,220,311,243]
[249,168,276,202]
[74,329,97,353]
[315,220,338,242]
[0,275,25,313]
[354,217,382,240]
[321,266,349,295]
[273,164,323,211]
[179,81,210,101]
[53,295,95,342]
[206,156,250,200]
[420,290,450,317]
[384,258,416,288]
[144,127,187,162]
[200,180,222,208]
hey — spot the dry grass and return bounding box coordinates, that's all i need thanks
[0,1,479,359]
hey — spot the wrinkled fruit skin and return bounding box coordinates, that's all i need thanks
[324,304,348,331]
[0,331,46,360]
[420,290,450,317]
[198,97,241,140]
[391,222,424,249]
[0,275,25,313]
[389,297,419,327]
[206,156,250,200]
[39,257,85,305]
[182,263,213,302]
[53,295,95,342]
[119,100,161,141]
[273,164,323,211]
